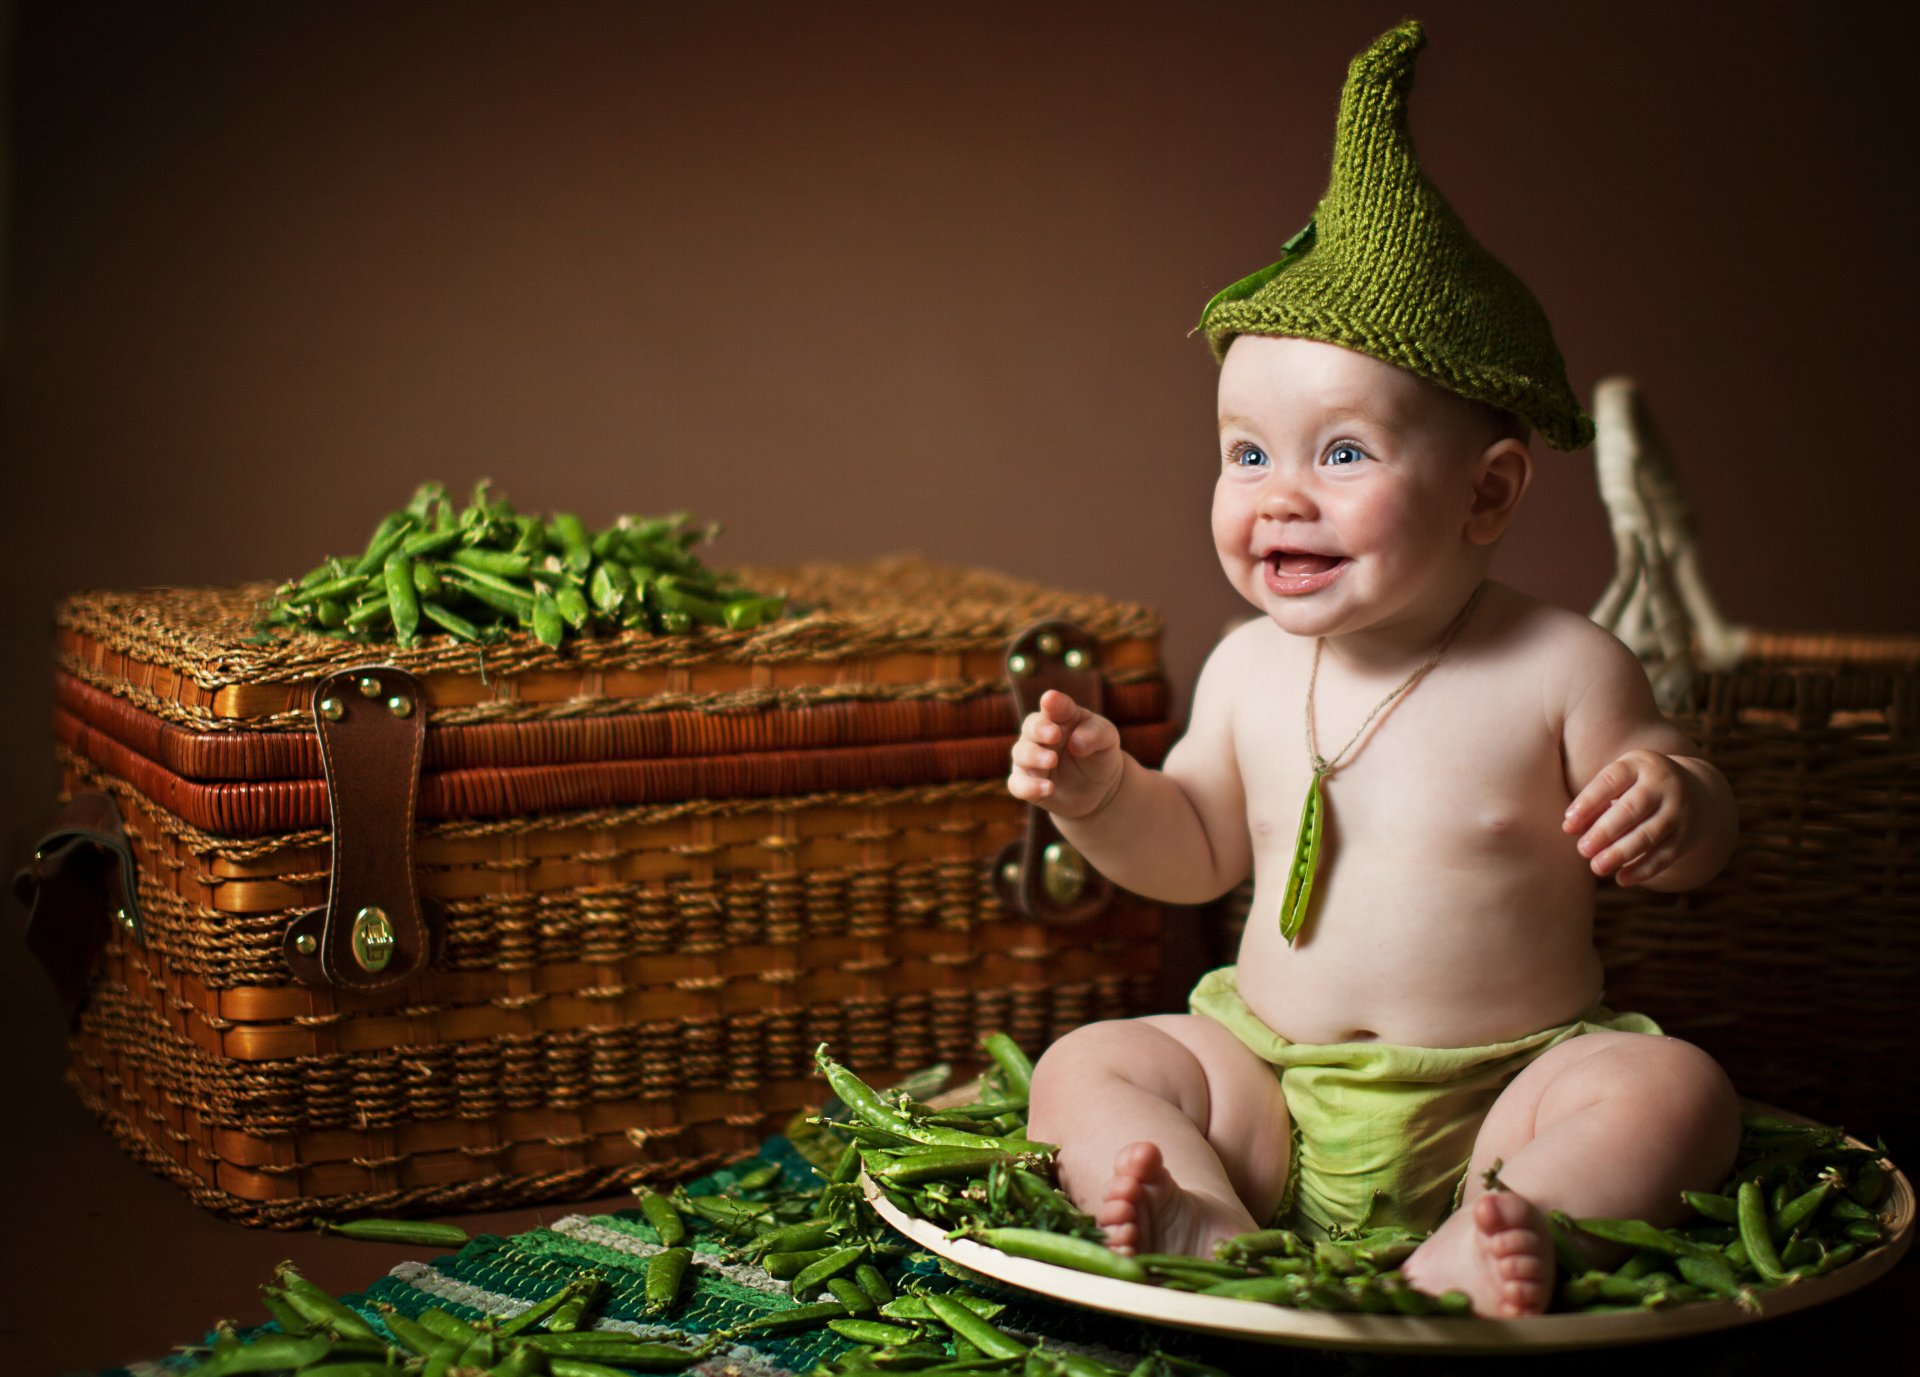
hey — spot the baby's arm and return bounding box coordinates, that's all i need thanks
[1008,633,1252,903]
[1557,628,1736,891]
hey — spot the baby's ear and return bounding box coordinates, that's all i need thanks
[1465,438,1533,545]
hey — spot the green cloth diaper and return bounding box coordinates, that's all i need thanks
[1188,964,1660,1238]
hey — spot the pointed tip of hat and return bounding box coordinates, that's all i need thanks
[1352,19,1427,81]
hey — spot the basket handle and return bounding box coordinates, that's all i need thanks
[12,791,142,1027]
[1588,376,1750,709]
[992,620,1114,924]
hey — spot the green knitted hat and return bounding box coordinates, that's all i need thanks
[1199,20,1593,450]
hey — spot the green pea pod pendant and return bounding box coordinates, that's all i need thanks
[1278,769,1327,943]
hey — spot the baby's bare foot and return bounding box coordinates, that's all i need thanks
[1402,1191,1556,1318]
[1093,1142,1257,1258]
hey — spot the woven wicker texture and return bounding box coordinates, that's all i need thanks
[1211,643,1920,1149]
[43,560,1180,1222]
[55,558,1162,722]
[71,956,1151,1214]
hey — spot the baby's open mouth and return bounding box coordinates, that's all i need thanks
[1269,551,1346,577]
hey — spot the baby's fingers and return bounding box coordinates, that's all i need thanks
[1580,797,1672,878]
[1614,842,1679,887]
[1010,739,1058,774]
[1064,711,1119,758]
[1563,758,1640,835]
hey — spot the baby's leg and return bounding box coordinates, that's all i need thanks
[1027,1014,1290,1258]
[1403,1032,1739,1318]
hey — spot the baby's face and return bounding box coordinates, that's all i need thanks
[1212,335,1503,641]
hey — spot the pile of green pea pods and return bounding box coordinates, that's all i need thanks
[178,1037,1902,1375]
[257,482,785,649]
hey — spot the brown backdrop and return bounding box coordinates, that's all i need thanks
[1,0,1916,1321]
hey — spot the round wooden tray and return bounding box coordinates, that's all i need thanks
[861,1150,1913,1354]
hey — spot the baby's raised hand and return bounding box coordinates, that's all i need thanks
[1563,748,1706,887]
[1008,689,1125,819]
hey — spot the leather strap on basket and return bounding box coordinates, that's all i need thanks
[13,792,142,1027]
[285,666,431,990]
[993,620,1113,925]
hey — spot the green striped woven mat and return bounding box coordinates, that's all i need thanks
[100,1129,1288,1377]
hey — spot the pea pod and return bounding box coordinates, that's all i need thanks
[924,1293,1028,1361]
[752,1219,835,1257]
[273,1263,380,1342]
[546,1274,603,1333]
[549,1360,659,1377]
[495,1277,586,1338]
[1772,1177,1836,1238]
[1676,1253,1744,1299]
[554,583,591,629]
[725,1299,849,1334]
[375,1305,444,1354]
[645,1246,691,1315]
[1850,1163,1889,1207]
[676,1189,771,1235]
[309,597,349,629]
[1569,1216,1707,1259]
[762,1245,837,1280]
[411,560,444,599]
[791,1244,867,1297]
[828,1317,924,1345]
[444,565,535,618]
[290,574,369,605]
[185,1332,336,1375]
[532,589,565,647]
[971,1227,1148,1283]
[855,1262,895,1306]
[1737,1180,1789,1281]
[414,1307,481,1345]
[1213,1228,1305,1263]
[828,1276,878,1314]
[314,1216,468,1247]
[1199,1274,1309,1302]
[344,596,392,630]
[1814,1241,1860,1274]
[529,1334,707,1369]
[868,1146,1021,1185]
[351,516,415,577]
[490,1343,549,1377]
[453,546,534,579]
[881,1293,1005,1323]
[634,1189,688,1246]
[1681,1190,1738,1225]
[399,527,462,558]
[589,560,633,612]
[814,1047,1031,1153]
[551,514,593,573]
[982,1033,1034,1099]
[421,599,484,642]
[258,1284,313,1335]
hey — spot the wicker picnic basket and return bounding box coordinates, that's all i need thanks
[21,558,1181,1225]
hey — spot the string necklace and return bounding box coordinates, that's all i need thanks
[1277,580,1488,944]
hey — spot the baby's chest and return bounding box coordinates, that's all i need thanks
[1235,690,1568,855]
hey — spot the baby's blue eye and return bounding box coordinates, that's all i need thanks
[1231,443,1269,468]
[1325,443,1367,467]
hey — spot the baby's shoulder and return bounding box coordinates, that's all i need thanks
[1480,584,1647,694]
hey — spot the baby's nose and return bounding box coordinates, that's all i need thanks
[1257,475,1316,520]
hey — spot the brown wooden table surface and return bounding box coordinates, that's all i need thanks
[4,952,1912,1376]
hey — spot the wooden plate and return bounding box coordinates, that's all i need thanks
[861,1144,1912,1354]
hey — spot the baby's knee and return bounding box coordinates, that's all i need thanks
[1030,1017,1197,1098]
[1609,1036,1742,1163]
